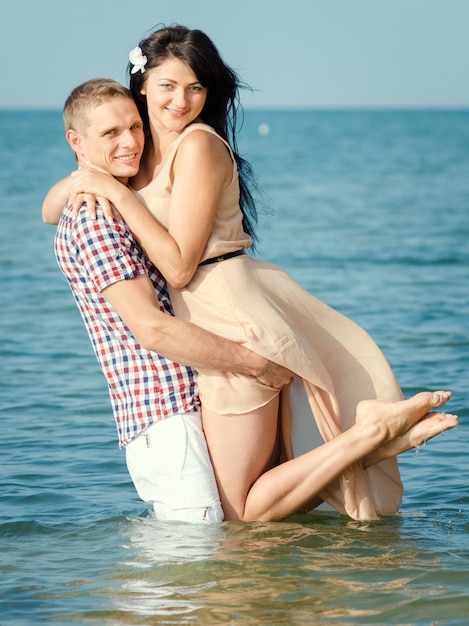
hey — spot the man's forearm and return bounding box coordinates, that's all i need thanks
[145,315,291,389]
[147,314,262,374]
[102,275,292,389]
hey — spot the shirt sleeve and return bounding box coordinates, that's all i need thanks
[72,208,147,293]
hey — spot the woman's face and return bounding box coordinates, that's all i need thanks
[140,57,207,133]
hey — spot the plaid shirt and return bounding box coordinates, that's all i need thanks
[54,204,200,448]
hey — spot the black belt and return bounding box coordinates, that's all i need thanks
[199,250,245,266]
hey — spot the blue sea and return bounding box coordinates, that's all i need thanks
[1,109,468,625]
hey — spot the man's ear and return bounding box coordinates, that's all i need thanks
[66,129,83,155]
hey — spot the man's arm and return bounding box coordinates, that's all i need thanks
[102,274,293,389]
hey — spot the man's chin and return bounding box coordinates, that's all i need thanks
[111,167,139,181]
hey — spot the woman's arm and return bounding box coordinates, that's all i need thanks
[42,177,72,224]
[43,174,115,225]
[69,130,232,288]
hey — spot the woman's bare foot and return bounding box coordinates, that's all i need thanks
[364,411,458,468]
[355,391,452,445]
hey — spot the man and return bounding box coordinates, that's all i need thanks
[47,78,292,523]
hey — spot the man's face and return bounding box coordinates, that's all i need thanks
[70,98,144,183]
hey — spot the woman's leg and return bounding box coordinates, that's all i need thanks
[202,396,281,521]
[203,390,455,522]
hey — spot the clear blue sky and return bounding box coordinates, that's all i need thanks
[2,0,469,110]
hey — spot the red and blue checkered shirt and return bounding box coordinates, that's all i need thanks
[54,204,200,448]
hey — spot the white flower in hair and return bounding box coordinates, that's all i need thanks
[129,46,147,74]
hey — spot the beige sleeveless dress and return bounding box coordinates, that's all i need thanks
[134,123,404,520]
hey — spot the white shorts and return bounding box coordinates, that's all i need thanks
[125,413,224,523]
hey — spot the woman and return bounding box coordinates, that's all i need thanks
[43,26,456,522]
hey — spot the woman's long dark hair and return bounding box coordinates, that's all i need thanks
[128,24,259,244]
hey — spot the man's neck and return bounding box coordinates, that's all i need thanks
[76,160,129,187]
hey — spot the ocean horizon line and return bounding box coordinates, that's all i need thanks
[1,105,469,114]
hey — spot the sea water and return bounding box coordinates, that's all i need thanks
[1,109,468,625]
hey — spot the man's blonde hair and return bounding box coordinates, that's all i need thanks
[63,78,134,134]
